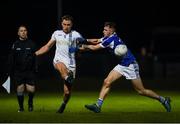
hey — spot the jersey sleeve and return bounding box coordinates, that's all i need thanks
[74,31,83,40]
[50,31,57,41]
[76,31,83,38]
[100,36,114,48]
[7,42,16,75]
[11,43,15,50]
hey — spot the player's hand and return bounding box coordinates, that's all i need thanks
[35,51,39,56]
[76,37,87,44]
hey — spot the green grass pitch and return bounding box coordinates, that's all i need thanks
[0,91,180,123]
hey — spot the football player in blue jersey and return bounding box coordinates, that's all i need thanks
[72,22,171,113]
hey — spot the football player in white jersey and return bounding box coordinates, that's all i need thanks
[73,22,171,113]
[35,15,88,113]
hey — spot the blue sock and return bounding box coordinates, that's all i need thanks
[97,98,103,107]
[159,96,165,103]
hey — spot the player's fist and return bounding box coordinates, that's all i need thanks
[69,47,79,53]
[76,37,87,44]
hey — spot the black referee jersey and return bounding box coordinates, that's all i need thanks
[9,39,37,74]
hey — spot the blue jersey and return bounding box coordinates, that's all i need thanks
[99,33,136,66]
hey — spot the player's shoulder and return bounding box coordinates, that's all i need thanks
[71,30,81,36]
[52,30,65,35]
[11,39,22,50]
[71,30,80,34]
[13,40,21,46]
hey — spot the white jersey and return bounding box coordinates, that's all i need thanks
[51,30,82,69]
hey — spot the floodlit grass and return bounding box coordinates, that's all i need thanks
[0,91,180,123]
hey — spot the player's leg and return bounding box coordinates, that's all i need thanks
[99,70,123,100]
[57,83,72,113]
[26,83,35,112]
[55,62,74,113]
[85,70,122,113]
[17,84,25,112]
[131,78,160,99]
[56,81,73,113]
[54,62,74,85]
[131,78,171,112]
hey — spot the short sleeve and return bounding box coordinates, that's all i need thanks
[51,31,56,41]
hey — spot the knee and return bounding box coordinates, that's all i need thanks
[61,73,67,80]
[103,79,111,88]
[26,86,35,93]
[17,85,25,92]
[64,89,71,96]
[27,88,35,93]
[137,89,147,96]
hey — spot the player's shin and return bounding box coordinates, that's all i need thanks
[28,92,34,111]
[17,92,24,111]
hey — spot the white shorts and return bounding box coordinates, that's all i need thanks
[53,58,76,78]
[113,62,140,80]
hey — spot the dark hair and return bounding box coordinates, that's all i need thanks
[61,15,74,22]
[18,25,28,31]
[104,22,116,30]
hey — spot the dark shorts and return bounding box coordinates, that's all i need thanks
[14,71,36,86]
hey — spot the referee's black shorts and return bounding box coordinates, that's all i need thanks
[14,71,36,86]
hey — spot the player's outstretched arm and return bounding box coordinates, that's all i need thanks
[35,39,55,56]
[87,39,101,45]
[68,39,102,53]
[81,44,102,51]
[76,38,100,45]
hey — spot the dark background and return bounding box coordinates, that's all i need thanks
[0,0,180,91]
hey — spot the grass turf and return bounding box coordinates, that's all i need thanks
[0,91,180,123]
